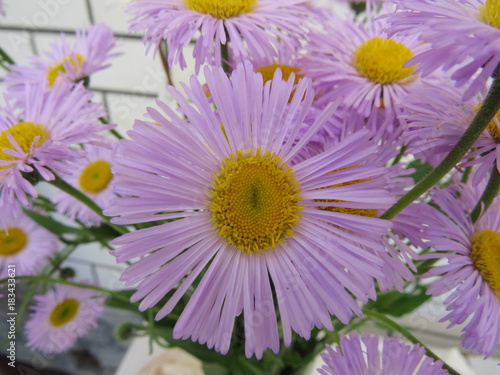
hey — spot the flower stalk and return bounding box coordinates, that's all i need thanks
[362,308,461,375]
[382,76,500,220]
[471,166,500,223]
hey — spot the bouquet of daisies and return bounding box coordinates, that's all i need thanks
[1,0,499,374]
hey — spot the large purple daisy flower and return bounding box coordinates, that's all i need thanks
[0,82,109,208]
[385,0,500,100]
[105,63,397,358]
[25,282,105,354]
[422,183,500,356]
[128,0,312,72]
[318,332,448,375]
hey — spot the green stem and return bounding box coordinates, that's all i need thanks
[470,166,500,223]
[221,29,231,75]
[362,308,460,375]
[110,128,124,140]
[100,117,124,140]
[391,145,407,166]
[0,61,11,72]
[15,281,38,334]
[382,77,500,220]
[323,329,340,345]
[350,2,366,15]
[0,47,14,65]
[147,308,155,353]
[339,317,367,336]
[0,276,131,303]
[47,172,128,234]
[160,41,176,89]
[461,166,472,183]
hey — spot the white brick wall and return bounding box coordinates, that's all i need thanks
[1,1,498,372]
[0,0,166,286]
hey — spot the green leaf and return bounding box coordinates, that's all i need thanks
[370,287,432,317]
[152,324,230,367]
[0,47,14,65]
[23,208,82,235]
[415,257,440,275]
[32,195,56,212]
[105,289,141,313]
[404,159,434,184]
[230,355,264,375]
[90,223,124,240]
[203,363,231,375]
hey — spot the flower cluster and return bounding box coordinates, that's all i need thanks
[1,0,499,372]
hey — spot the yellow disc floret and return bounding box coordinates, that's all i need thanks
[474,103,500,142]
[256,64,303,85]
[479,0,500,29]
[353,37,416,85]
[486,109,500,142]
[0,227,28,256]
[0,122,49,169]
[256,64,303,102]
[209,148,303,253]
[47,53,85,87]
[488,119,500,142]
[471,229,500,299]
[185,0,257,19]
[79,159,113,194]
[315,199,378,217]
[314,167,378,217]
[49,298,80,327]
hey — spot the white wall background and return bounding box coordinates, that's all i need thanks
[0,1,498,373]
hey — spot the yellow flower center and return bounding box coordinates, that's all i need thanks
[0,227,28,256]
[0,122,49,169]
[353,37,416,85]
[315,199,378,217]
[46,53,85,87]
[489,120,500,142]
[185,0,257,19]
[471,229,500,299]
[79,159,113,194]
[49,298,80,327]
[479,0,500,28]
[256,64,303,102]
[315,167,378,217]
[256,64,303,84]
[474,103,500,142]
[209,148,303,253]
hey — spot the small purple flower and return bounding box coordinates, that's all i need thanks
[401,80,500,185]
[301,7,431,130]
[25,283,105,354]
[0,82,109,208]
[105,62,397,358]
[319,332,448,375]
[422,182,500,356]
[128,0,312,72]
[0,206,58,278]
[5,23,119,92]
[53,142,118,226]
[385,0,500,100]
